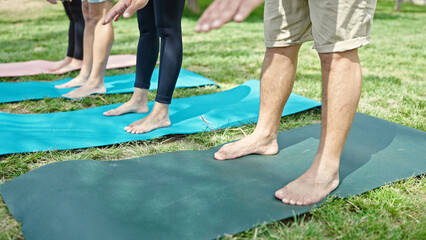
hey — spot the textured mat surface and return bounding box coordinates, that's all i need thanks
[1,113,424,240]
[0,54,136,77]
[0,68,218,103]
[0,80,320,155]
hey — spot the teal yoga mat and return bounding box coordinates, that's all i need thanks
[0,68,218,103]
[0,80,321,155]
[1,113,424,240]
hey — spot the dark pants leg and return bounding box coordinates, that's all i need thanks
[63,0,85,60]
[134,0,186,104]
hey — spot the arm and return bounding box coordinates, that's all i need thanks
[195,0,264,32]
[103,0,149,24]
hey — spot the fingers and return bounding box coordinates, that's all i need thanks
[103,0,148,24]
[46,0,57,4]
[103,1,128,24]
[234,0,264,22]
[195,0,263,33]
[195,0,242,32]
[114,12,124,22]
[123,0,149,18]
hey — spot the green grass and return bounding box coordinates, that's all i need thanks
[0,0,425,239]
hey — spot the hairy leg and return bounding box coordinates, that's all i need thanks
[214,45,300,160]
[103,88,149,116]
[62,1,114,98]
[275,49,362,205]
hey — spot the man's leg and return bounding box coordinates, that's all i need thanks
[56,1,95,88]
[275,49,362,205]
[63,1,114,98]
[214,44,301,160]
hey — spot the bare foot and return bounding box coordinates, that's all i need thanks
[55,74,89,89]
[275,161,340,206]
[62,82,106,99]
[104,88,150,116]
[52,59,83,75]
[48,57,72,72]
[214,132,279,160]
[103,101,148,116]
[124,103,171,134]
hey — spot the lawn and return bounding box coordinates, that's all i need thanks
[0,0,425,239]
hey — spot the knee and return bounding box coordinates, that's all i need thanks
[319,53,335,70]
[89,12,103,25]
[156,25,181,39]
[82,9,91,23]
[139,22,156,36]
[318,49,359,70]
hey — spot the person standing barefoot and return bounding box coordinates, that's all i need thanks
[196,0,376,206]
[45,0,84,73]
[103,0,186,134]
[55,0,115,100]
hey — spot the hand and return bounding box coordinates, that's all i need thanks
[46,0,73,4]
[195,0,264,32]
[103,0,149,24]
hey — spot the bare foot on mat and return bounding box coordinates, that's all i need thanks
[48,57,72,72]
[214,132,279,160]
[55,74,89,89]
[62,82,106,99]
[104,88,149,116]
[275,160,340,206]
[124,103,171,134]
[52,59,83,75]
[103,101,148,116]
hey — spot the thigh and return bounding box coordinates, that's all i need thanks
[308,0,377,53]
[88,1,114,19]
[137,1,156,32]
[264,0,313,48]
[153,0,186,29]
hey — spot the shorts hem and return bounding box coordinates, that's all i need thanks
[264,38,312,48]
[314,36,371,53]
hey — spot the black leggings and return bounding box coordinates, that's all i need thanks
[135,0,186,104]
[62,0,85,60]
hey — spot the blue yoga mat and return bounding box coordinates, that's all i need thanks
[0,69,218,103]
[0,80,320,155]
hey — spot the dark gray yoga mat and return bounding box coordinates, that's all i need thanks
[1,113,425,239]
[0,80,321,155]
[0,68,218,103]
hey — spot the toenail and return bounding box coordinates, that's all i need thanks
[289,200,295,205]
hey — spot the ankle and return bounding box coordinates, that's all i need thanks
[311,155,340,174]
[151,102,170,118]
[252,128,278,141]
[131,88,149,102]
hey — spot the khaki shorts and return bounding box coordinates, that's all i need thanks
[264,0,377,53]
